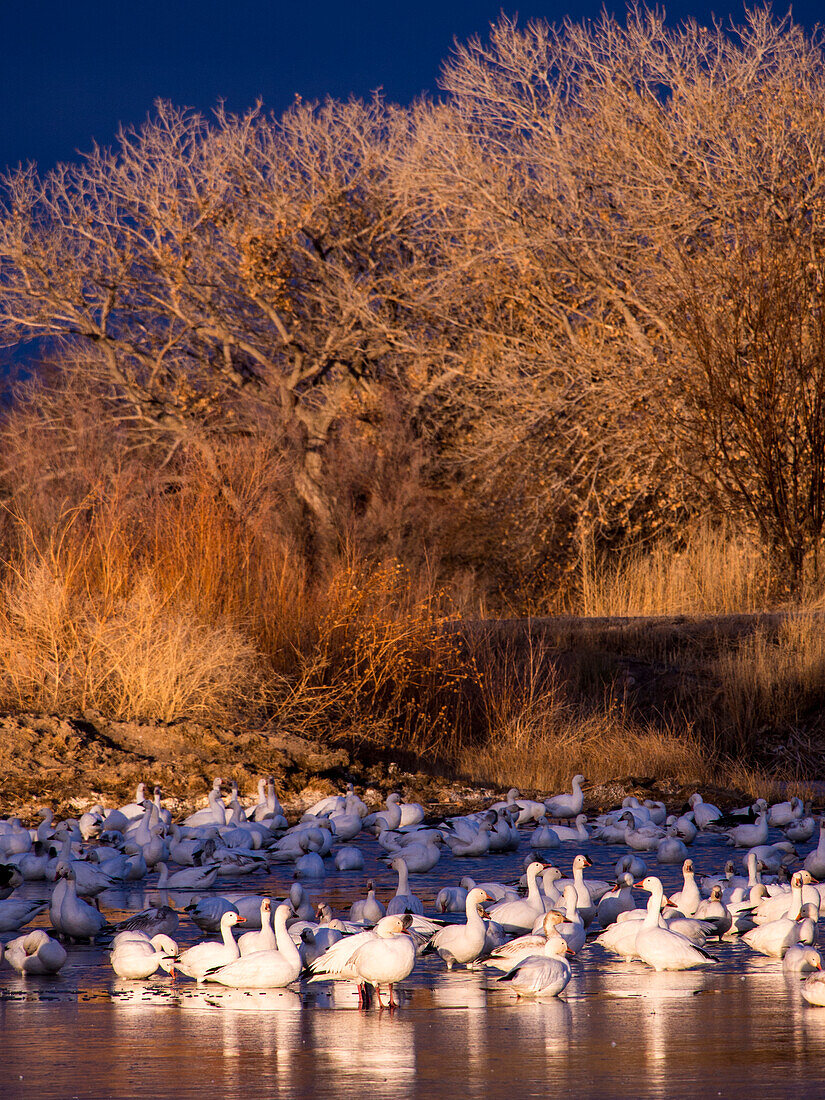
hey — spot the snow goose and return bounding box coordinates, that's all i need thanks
[804,819,825,879]
[545,775,586,820]
[0,819,33,857]
[108,783,149,828]
[496,932,573,998]
[0,897,46,932]
[487,861,547,934]
[802,970,825,1005]
[633,877,717,971]
[5,929,67,975]
[539,866,563,909]
[310,913,416,1008]
[594,912,646,958]
[742,875,814,957]
[295,849,326,878]
[184,778,227,828]
[488,810,520,852]
[16,843,50,882]
[110,933,178,979]
[643,800,668,826]
[597,873,637,928]
[185,897,239,932]
[753,870,819,925]
[435,882,468,914]
[624,816,665,852]
[529,817,560,850]
[725,812,768,848]
[330,799,365,843]
[785,807,816,843]
[768,796,804,828]
[114,904,179,938]
[385,835,442,874]
[669,860,701,917]
[446,821,494,857]
[204,904,302,988]
[365,793,403,833]
[615,854,647,880]
[173,910,245,981]
[563,854,597,924]
[782,946,822,974]
[550,885,586,953]
[484,911,565,969]
[288,882,315,923]
[334,846,365,871]
[155,861,219,891]
[238,899,277,955]
[386,858,425,915]
[693,886,732,937]
[427,889,491,969]
[688,793,722,830]
[341,913,417,1008]
[657,832,690,865]
[51,864,106,941]
[668,812,698,844]
[551,814,590,842]
[350,881,387,925]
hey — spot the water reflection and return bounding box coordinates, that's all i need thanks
[4,829,825,1098]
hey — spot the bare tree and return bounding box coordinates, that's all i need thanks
[0,99,455,563]
[432,7,825,591]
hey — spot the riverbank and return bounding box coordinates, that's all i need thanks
[1,611,822,822]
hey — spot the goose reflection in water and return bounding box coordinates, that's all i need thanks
[310,1002,416,1098]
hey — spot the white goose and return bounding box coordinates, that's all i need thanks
[782,946,822,974]
[110,933,178,978]
[0,897,47,932]
[203,904,302,988]
[349,881,387,925]
[496,932,573,998]
[597,873,637,928]
[51,864,106,941]
[155,861,219,891]
[545,775,585,820]
[634,877,717,971]
[238,899,277,955]
[428,888,491,969]
[529,817,560,850]
[310,913,416,1007]
[386,858,424,916]
[484,911,565,970]
[173,910,245,981]
[551,814,590,842]
[669,859,701,916]
[743,874,817,958]
[488,862,547,933]
[5,929,68,975]
[804,819,825,879]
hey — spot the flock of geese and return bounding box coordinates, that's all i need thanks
[2,773,825,1008]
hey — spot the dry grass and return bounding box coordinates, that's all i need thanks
[718,759,817,804]
[716,613,825,752]
[456,628,710,791]
[460,697,709,793]
[572,520,775,616]
[0,499,262,723]
[2,462,825,789]
[271,559,474,759]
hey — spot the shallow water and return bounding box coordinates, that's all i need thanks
[3,823,825,1098]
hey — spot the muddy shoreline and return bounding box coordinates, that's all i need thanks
[0,708,761,825]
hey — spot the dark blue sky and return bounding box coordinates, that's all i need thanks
[1,1,822,173]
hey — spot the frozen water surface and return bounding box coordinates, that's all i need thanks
[2,822,825,1098]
